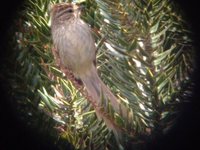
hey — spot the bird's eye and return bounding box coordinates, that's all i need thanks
[66,8,73,13]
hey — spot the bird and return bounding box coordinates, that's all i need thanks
[50,3,129,129]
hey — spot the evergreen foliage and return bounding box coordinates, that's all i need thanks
[8,0,194,149]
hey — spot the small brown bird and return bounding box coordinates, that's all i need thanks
[50,3,128,124]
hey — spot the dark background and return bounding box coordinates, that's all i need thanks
[0,0,199,150]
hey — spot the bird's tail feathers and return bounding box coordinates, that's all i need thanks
[80,65,128,120]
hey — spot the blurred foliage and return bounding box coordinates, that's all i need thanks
[5,0,194,149]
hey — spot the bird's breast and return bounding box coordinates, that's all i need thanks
[52,19,96,75]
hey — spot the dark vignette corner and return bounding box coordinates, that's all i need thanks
[0,0,64,150]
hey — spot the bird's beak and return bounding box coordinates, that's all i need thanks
[73,4,84,18]
[73,4,84,13]
[78,5,85,11]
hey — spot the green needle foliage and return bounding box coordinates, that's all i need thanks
[8,0,194,149]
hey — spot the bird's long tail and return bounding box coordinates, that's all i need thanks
[80,65,128,122]
[80,65,130,146]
